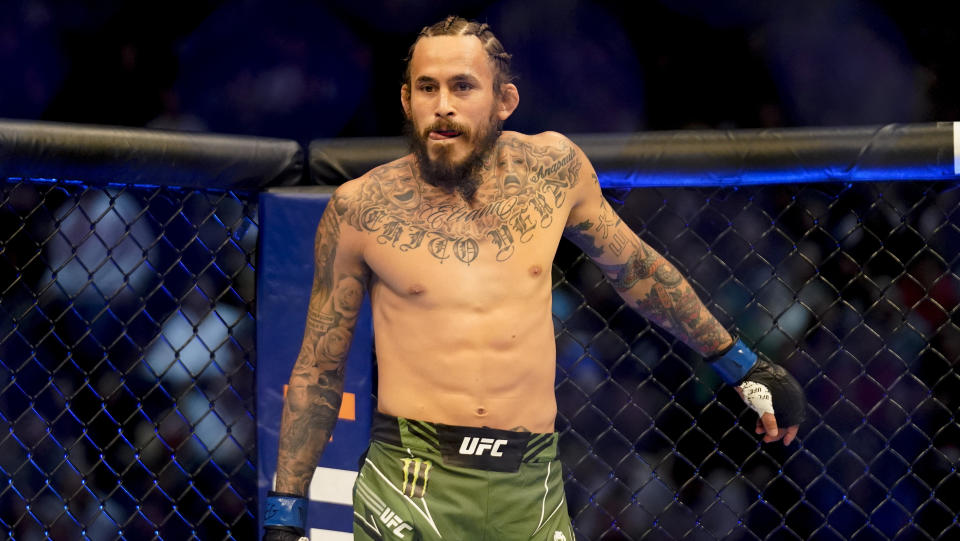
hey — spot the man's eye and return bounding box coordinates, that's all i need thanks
[420,85,435,93]
[455,82,473,91]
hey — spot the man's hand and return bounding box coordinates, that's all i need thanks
[734,357,806,445]
[708,339,806,446]
[736,375,802,446]
[262,527,308,541]
[751,411,800,446]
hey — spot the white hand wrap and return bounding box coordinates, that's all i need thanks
[739,380,775,416]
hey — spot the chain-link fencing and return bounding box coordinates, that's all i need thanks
[557,181,960,540]
[2,123,958,540]
[1,179,260,540]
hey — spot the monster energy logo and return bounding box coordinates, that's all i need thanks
[400,458,432,498]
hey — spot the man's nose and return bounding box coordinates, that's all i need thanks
[435,89,454,117]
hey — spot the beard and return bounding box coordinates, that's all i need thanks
[406,111,502,202]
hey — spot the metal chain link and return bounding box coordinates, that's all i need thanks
[1,179,258,540]
[3,178,959,539]
[555,183,960,540]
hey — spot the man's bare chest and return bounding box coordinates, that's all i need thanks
[343,170,578,266]
[359,193,565,264]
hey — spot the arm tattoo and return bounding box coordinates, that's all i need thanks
[563,219,604,257]
[578,200,729,354]
[594,198,622,239]
[601,239,657,290]
[275,196,370,494]
[624,253,729,355]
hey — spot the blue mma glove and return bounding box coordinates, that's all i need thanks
[263,491,309,541]
[708,338,806,428]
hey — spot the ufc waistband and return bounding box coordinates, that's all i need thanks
[371,411,558,473]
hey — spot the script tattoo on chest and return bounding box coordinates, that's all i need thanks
[339,137,582,263]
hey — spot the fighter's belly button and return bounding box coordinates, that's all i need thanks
[475,407,488,416]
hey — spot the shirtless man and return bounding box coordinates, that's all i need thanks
[263,16,806,541]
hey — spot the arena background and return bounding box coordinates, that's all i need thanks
[2,0,960,540]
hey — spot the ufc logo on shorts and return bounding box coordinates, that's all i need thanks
[378,507,413,538]
[459,436,508,457]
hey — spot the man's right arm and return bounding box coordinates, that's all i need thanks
[265,188,368,539]
[560,140,804,446]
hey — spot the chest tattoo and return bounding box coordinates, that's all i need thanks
[340,137,582,264]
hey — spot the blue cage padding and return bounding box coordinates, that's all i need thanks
[257,188,373,538]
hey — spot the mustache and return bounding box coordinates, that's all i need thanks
[422,119,471,138]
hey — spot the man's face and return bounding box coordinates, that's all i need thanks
[402,35,515,197]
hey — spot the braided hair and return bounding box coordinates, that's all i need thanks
[404,16,515,96]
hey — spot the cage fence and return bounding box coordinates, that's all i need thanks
[1,125,959,541]
[1,178,259,540]
[555,181,960,540]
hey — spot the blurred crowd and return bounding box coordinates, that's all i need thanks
[1,0,957,143]
[555,182,960,538]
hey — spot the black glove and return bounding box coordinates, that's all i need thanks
[707,338,806,427]
[263,491,308,541]
[739,356,806,428]
[263,526,308,541]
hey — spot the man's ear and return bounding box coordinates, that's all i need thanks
[401,84,411,118]
[496,83,519,121]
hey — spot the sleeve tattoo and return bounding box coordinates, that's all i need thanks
[565,198,728,355]
[275,196,369,494]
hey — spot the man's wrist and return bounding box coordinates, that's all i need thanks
[264,491,307,535]
[706,336,759,385]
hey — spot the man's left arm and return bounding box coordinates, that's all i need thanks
[560,140,805,445]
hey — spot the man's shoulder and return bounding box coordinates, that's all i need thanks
[334,155,416,198]
[501,130,571,147]
[498,131,586,172]
[348,154,415,183]
[366,153,417,180]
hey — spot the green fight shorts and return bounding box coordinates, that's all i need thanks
[352,412,575,541]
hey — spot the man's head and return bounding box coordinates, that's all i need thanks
[401,16,519,200]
